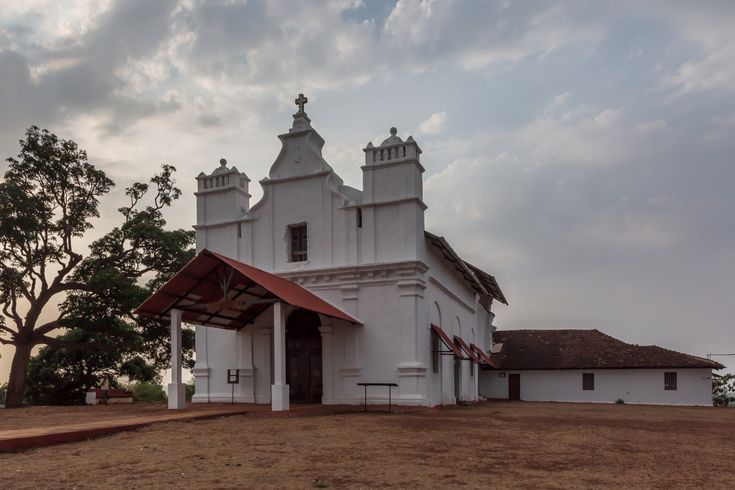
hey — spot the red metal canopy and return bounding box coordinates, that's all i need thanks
[431,324,464,359]
[134,249,361,329]
[454,335,481,364]
[470,343,496,368]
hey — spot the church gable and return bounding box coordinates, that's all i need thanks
[267,94,334,181]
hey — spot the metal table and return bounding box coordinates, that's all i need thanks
[357,382,399,412]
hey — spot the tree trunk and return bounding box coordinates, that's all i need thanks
[5,341,33,408]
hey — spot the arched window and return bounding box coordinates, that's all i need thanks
[431,302,442,327]
[430,302,442,373]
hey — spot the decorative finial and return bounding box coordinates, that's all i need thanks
[295,93,308,113]
[219,158,227,167]
[390,127,397,136]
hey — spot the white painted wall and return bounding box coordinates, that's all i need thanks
[422,244,490,405]
[479,368,715,406]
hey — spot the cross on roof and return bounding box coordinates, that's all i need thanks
[295,93,308,113]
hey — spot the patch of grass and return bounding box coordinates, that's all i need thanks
[313,479,330,488]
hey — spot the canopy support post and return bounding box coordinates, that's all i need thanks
[271,301,289,411]
[168,308,186,409]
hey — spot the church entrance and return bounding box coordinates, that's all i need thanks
[286,310,323,403]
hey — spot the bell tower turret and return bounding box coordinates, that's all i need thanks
[360,127,426,263]
[195,158,250,252]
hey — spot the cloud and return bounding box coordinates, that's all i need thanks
[665,45,735,94]
[382,0,607,70]
[0,0,180,142]
[422,94,735,363]
[416,112,447,135]
[648,1,735,94]
[424,97,735,283]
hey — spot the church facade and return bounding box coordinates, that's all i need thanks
[189,96,506,408]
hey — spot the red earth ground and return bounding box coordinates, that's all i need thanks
[1,401,734,489]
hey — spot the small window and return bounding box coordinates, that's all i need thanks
[431,330,440,374]
[356,207,363,228]
[289,224,308,262]
[664,371,677,390]
[583,373,594,391]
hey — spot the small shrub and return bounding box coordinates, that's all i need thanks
[0,382,7,407]
[615,398,625,404]
[132,382,166,402]
[313,479,330,488]
[186,383,195,401]
[713,373,735,407]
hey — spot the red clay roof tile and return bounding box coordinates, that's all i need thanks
[488,329,723,370]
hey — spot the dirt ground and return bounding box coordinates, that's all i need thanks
[1,401,734,489]
[0,402,177,431]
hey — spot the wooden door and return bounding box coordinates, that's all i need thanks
[508,373,521,400]
[285,310,322,403]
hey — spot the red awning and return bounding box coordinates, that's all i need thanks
[470,343,496,368]
[454,335,481,364]
[134,249,361,329]
[431,324,464,359]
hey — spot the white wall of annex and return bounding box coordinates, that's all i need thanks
[479,368,714,406]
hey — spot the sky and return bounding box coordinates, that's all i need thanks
[1,0,734,381]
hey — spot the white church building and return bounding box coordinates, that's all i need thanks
[136,95,722,410]
[137,95,506,410]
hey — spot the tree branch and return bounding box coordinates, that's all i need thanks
[3,295,23,330]
[0,336,17,346]
[37,335,117,353]
[0,323,17,339]
[34,319,69,337]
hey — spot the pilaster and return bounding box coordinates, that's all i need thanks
[319,324,334,404]
[192,325,210,403]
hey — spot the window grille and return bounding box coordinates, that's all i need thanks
[583,372,594,391]
[664,371,677,390]
[289,224,308,262]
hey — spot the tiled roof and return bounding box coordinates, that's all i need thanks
[135,249,361,329]
[464,261,508,305]
[425,231,508,305]
[488,329,724,370]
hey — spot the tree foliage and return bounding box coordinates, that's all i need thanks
[713,373,735,407]
[131,382,167,402]
[0,126,195,407]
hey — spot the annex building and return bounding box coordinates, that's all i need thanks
[136,95,722,410]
